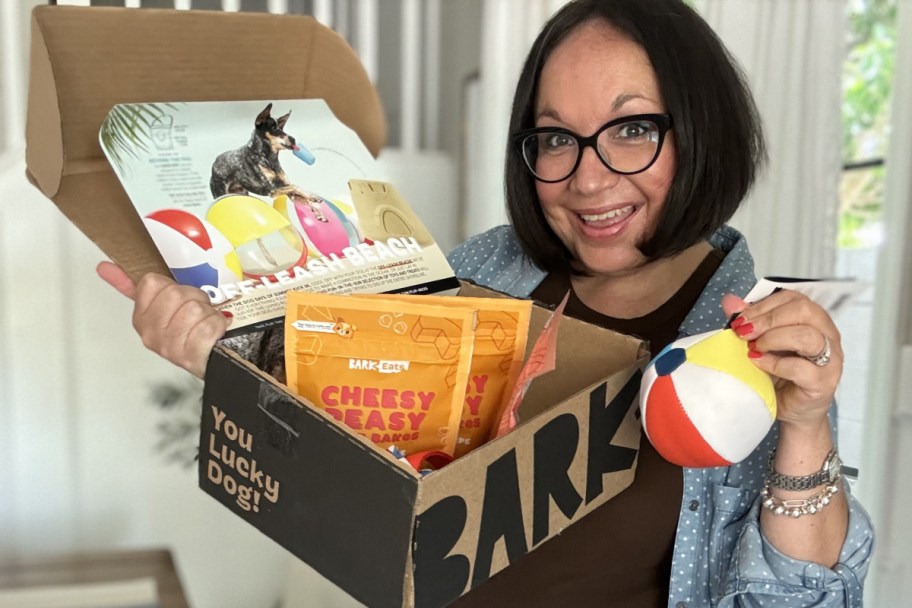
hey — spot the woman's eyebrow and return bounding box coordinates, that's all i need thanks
[535,108,563,123]
[611,93,649,111]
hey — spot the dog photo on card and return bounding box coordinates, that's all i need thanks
[99,99,458,337]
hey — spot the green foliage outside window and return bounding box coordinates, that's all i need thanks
[840,0,896,248]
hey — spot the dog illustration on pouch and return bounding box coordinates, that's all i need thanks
[210,103,327,221]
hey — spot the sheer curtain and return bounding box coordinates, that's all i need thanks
[464,0,567,240]
[692,0,847,278]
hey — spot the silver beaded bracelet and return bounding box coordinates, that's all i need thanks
[760,483,840,518]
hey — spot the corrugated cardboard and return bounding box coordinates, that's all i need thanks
[26,4,386,282]
[24,5,649,608]
[201,282,646,608]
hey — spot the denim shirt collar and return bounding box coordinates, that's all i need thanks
[678,225,758,337]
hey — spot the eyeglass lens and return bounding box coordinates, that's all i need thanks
[521,117,664,182]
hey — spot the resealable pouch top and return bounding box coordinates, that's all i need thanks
[357,294,533,457]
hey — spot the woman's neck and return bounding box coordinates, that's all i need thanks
[570,241,713,319]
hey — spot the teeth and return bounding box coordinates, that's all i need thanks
[580,205,634,222]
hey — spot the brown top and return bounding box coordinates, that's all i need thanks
[451,248,724,607]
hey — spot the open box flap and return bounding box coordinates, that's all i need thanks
[25,5,386,281]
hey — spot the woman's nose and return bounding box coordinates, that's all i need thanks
[570,146,621,193]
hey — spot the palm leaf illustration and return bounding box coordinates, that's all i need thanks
[100,102,181,174]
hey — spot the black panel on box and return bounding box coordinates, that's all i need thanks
[199,349,419,608]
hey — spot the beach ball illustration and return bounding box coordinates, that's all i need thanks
[639,328,777,468]
[274,194,355,257]
[326,199,363,248]
[143,209,242,289]
[206,194,308,279]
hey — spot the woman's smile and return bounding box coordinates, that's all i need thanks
[576,203,638,233]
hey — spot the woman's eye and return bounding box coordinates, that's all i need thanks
[541,133,575,150]
[615,122,656,140]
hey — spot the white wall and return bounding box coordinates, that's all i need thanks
[0,154,306,606]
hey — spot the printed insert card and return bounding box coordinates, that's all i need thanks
[99,99,458,337]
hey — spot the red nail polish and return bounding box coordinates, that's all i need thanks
[748,349,763,359]
[734,323,754,337]
[221,310,234,319]
[730,316,746,329]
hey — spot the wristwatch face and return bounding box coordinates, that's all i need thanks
[826,453,842,483]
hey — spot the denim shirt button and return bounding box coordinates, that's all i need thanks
[688,500,700,511]
[676,602,687,608]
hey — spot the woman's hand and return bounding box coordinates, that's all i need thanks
[97,261,230,379]
[723,290,848,567]
[722,290,842,432]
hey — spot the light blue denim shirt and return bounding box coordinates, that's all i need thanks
[447,224,874,607]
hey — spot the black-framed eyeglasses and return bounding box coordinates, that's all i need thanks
[513,113,673,183]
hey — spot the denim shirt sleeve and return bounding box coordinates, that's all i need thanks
[670,226,875,607]
[715,488,873,607]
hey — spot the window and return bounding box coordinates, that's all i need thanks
[834,0,896,478]
[840,0,895,248]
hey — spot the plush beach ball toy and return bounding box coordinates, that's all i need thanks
[143,209,242,289]
[639,328,777,468]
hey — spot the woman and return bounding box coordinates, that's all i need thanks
[98,0,873,605]
[445,1,872,606]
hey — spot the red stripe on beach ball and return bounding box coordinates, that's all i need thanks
[644,375,728,467]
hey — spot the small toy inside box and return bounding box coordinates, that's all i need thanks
[200,281,647,608]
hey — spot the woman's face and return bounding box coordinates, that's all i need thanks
[534,19,676,278]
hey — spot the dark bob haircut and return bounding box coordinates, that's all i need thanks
[505,0,767,274]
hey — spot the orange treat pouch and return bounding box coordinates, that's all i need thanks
[356,294,532,458]
[284,291,475,456]
[456,297,532,456]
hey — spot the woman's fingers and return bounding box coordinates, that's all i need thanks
[135,274,230,377]
[733,290,838,338]
[98,261,228,378]
[747,324,841,362]
[721,293,747,319]
[96,260,137,300]
[724,289,842,428]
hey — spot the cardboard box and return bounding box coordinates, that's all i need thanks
[200,282,646,608]
[25,5,649,607]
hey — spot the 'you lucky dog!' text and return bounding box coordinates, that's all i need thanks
[202,237,423,304]
[207,405,280,513]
